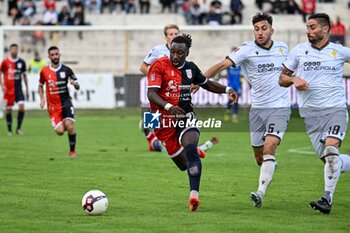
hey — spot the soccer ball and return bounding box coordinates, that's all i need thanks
[81,190,108,215]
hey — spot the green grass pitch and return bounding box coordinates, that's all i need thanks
[1,108,349,233]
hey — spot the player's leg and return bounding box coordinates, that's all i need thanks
[4,94,14,135]
[309,110,347,214]
[224,99,232,121]
[250,135,279,208]
[16,101,25,135]
[180,128,201,211]
[197,136,219,158]
[62,105,77,157]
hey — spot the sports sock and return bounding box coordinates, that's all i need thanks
[339,154,350,173]
[6,112,12,132]
[258,154,276,195]
[68,133,76,152]
[324,155,341,204]
[17,111,25,130]
[185,144,202,192]
[198,140,213,152]
[190,190,199,198]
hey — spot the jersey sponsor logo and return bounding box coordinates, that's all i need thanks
[186,69,192,79]
[60,72,66,79]
[257,63,282,73]
[166,80,178,91]
[303,61,337,71]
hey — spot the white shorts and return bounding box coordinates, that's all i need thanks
[249,107,291,147]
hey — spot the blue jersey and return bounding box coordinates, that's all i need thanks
[227,66,241,93]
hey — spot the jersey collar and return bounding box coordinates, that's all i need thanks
[310,40,330,51]
[49,64,62,72]
[254,40,274,51]
[177,61,186,69]
[8,57,19,62]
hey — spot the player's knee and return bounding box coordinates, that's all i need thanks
[188,162,201,176]
[55,130,64,136]
[323,145,339,158]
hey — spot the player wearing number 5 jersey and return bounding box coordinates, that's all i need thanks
[279,13,350,214]
[38,46,80,157]
[204,13,290,208]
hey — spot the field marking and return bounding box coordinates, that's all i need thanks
[287,147,315,155]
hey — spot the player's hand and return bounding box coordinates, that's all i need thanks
[39,99,45,109]
[228,89,239,104]
[169,106,185,117]
[190,84,200,94]
[293,77,309,90]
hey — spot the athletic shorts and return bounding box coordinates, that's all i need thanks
[249,107,291,147]
[48,104,75,129]
[304,108,348,158]
[4,91,25,107]
[154,112,199,157]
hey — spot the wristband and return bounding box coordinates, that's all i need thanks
[164,103,173,111]
[225,86,233,94]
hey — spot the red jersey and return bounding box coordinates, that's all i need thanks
[331,23,346,37]
[302,0,315,13]
[0,57,26,95]
[147,57,207,115]
[39,64,77,109]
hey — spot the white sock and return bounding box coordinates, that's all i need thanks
[339,154,350,173]
[198,140,213,152]
[190,190,199,198]
[324,155,341,204]
[258,154,276,195]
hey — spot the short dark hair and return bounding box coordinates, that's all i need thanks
[171,33,192,49]
[252,13,273,26]
[9,43,18,48]
[308,13,331,31]
[48,46,59,53]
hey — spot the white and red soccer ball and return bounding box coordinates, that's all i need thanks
[82,190,108,215]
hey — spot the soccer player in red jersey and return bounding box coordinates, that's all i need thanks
[38,46,80,157]
[0,44,29,135]
[147,34,238,211]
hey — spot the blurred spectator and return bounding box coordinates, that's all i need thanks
[111,0,125,13]
[43,6,58,25]
[160,0,173,13]
[183,0,191,23]
[285,0,300,14]
[207,0,222,26]
[44,0,56,11]
[20,0,37,19]
[20,17,33,53]
[32,21,47,51]
[190,0,203,25]
[255,0,263,10]
[8,0,22,25]
[230,0,243,25]
[29,51,46,74]
[85,0,102,13]
[330,16,346,46]
[58,6,73,25]
[139,0,150,13]
[125,0,136,13]
[301,0,315,23]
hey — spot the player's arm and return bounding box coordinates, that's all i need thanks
[23,73,29,99]
[147,88,185,115]
[204,58,234,79]
[201,80,238,103]
[279,66,309,90]
[69,71,80,90]
[38,84,45,109]
[139,62,149,76]
[0,72,4,93]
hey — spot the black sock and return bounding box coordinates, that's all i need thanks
[6,113,12,133]
[68,133,76,152]
[185,144,202,192]
[17,111,25,130]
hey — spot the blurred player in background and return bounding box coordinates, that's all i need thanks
[147,34,237,211]
[279,13,350,214]
[203,13,290,208]
[0,44,29,136]
[224,46,242,123]
[139,24,179,75]
[38,46,80,157]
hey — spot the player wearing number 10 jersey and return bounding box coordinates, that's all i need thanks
[38,46,80,157]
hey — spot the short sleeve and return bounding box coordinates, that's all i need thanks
[283,45,299,72]
[147,60,163,88]
[192,63,207,85]
[143,47,159,65]
[67,66,77,81]
[39,70,45,85]
[226,43,250,67]
[0,60,5,73]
